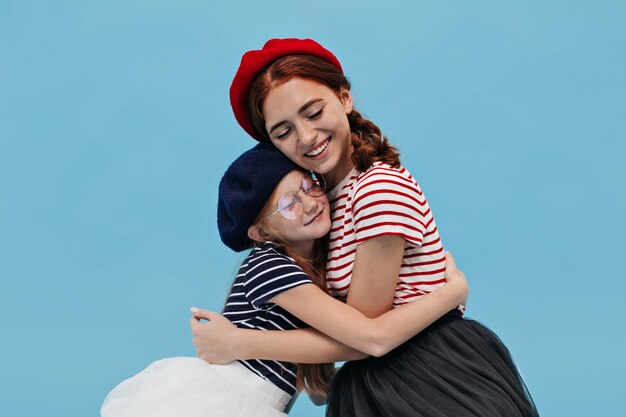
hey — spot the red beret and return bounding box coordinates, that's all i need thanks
[229,38,343,141]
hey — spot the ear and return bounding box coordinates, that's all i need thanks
[248,223,273,243]
[339,88,354,114]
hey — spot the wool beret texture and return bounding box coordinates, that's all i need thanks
[218,141,299,252]
[230,38,343,141]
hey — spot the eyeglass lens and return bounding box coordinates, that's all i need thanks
[275,172,325,220]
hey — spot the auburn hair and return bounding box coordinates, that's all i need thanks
[247,54,401,171]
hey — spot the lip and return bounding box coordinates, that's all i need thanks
[304,208,324,226]
[304,137,331,160]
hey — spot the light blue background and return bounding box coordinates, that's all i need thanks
[1,1,624,416]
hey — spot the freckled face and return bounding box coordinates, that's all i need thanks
[262,78,354,188]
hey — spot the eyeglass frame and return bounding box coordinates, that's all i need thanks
[262,171,327,221]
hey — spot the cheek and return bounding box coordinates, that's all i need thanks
[272,217,296,236]
[321,200,331,219]
[322,213,332,233]
[271,139,299,161]
[329,103,350,125]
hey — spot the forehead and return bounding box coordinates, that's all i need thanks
[271,169,305,199]
[262,78,337,120]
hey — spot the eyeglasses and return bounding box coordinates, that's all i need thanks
[264,171,326,221]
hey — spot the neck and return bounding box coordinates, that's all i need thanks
[324,145,355,189]
[289,240,315,260]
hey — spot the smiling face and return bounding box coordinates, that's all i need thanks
[262,78,355,189]
[251,169,331,257]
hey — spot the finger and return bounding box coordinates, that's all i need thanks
[189,316,201,331]
[192,309,218,320]
[445,251,459,273]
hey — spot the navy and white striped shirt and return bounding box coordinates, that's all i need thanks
[222,242,313,395]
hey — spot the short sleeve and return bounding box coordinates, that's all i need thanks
[244,250,313,309]
[351,165,428,247]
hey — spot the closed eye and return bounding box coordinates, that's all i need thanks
[307,108,324,119]
[274,127,291,140]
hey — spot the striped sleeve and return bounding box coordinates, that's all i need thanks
[351,165,428,247]
[243,251,313,309]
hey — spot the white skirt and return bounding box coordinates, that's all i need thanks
[101,357,292,417]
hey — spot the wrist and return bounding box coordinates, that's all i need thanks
[453,280,469,306]
[441,280,465,307]
[231,329,248,360]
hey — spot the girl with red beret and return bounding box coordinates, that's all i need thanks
[101,142,468,417]
[192,38,539,416]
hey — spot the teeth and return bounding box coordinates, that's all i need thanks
[305,140,329,157]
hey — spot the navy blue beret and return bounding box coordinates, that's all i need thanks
[218,141,299,252]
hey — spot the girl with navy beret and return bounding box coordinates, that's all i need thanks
[101,141,468,416]
[192,38,539,416]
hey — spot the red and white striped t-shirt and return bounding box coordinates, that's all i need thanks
[325,162,446,307]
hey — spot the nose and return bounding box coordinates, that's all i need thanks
[295,120,317,147]
[298,190,318,214]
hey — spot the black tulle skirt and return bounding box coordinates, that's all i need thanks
[326,310,539,417]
